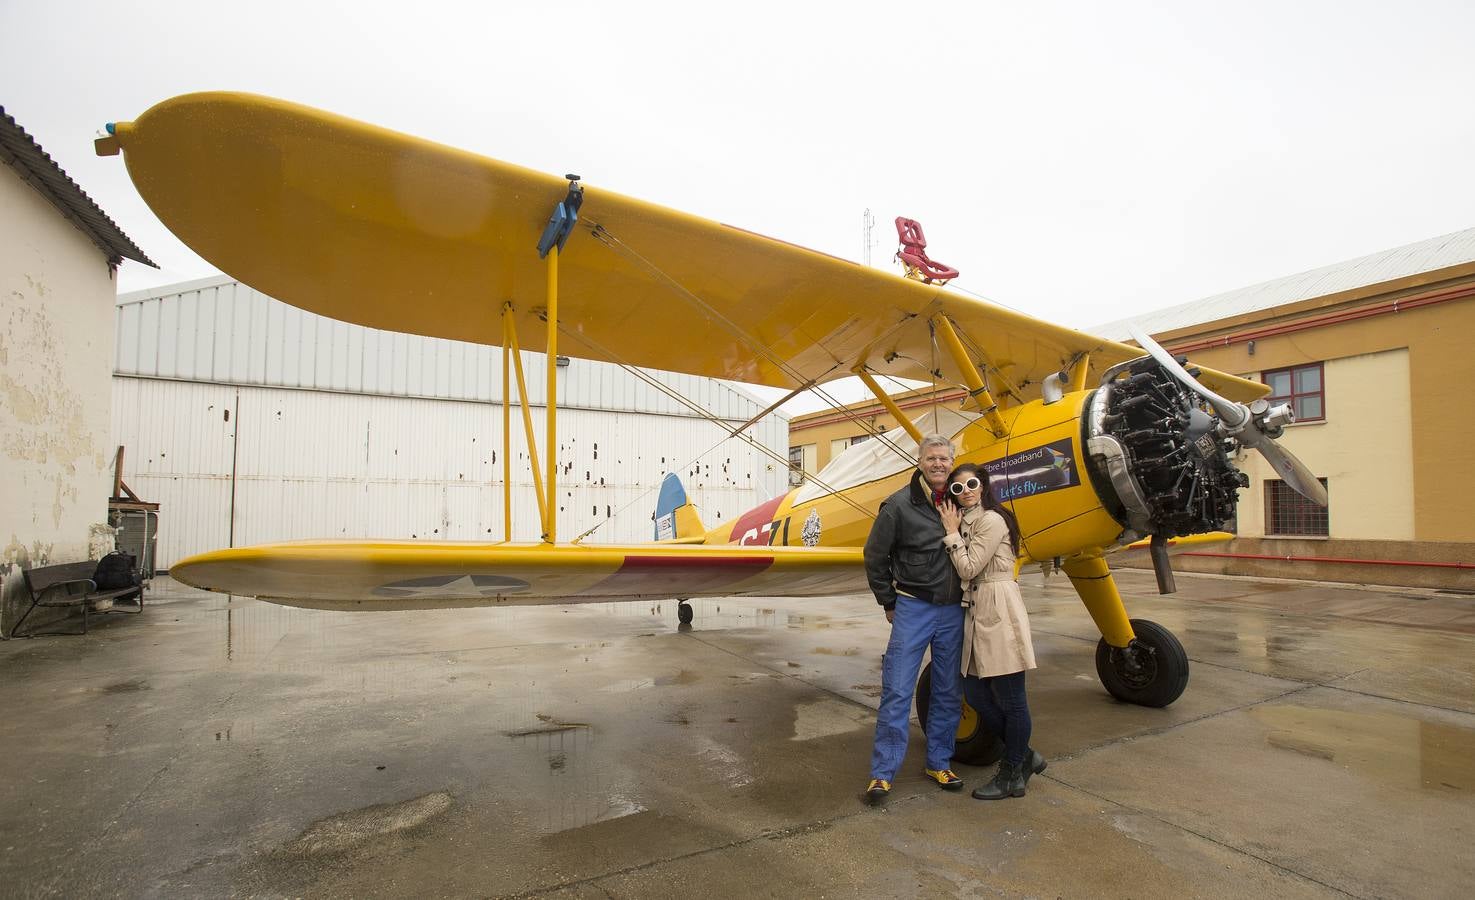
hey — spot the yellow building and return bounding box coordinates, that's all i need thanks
[790,229,1475,589]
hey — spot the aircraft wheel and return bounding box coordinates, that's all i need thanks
[1095,618,1189,708]
[915,661,1004,767]
[677,600,694,625]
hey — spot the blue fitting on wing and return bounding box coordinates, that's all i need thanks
[536,204,570,259]
[106,122,116,135]
[536,175,584,259]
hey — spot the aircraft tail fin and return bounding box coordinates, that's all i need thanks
[654,473,707,543]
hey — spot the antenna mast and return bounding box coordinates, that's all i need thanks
[862,208,876,266]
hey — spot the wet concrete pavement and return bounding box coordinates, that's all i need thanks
[1,570,1471,898]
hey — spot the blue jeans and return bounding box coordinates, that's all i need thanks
[963,671,1031,767]
[870,595,965,781]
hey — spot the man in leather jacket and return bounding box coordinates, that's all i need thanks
[862,433,966,802]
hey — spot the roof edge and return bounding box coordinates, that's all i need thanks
[0,105,155,269]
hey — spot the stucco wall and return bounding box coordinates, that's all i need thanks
[1,166,118,630]
[1233,348,1414,540]
[1164,280,1475,545]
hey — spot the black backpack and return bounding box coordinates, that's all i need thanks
[93,551,140,592]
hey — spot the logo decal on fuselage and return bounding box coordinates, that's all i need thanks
[801,508,821,546]
[983,438,1080,502]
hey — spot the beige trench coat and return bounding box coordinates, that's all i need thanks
[942,507,1036,677]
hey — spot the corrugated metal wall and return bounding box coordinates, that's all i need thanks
[115,276,767,418]
[112,279,788,567]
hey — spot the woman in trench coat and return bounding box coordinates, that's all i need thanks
[938,463,1048,800]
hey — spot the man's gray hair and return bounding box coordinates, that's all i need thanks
[918,433,955,458]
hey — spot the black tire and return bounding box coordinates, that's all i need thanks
[915,661,1004,767]
[676,601,694,625]
[1095,618,1189,708]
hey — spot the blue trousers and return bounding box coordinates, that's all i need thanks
[870,595,965,780]
[963,671,1031,767]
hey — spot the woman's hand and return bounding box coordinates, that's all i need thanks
[939,499,961,535]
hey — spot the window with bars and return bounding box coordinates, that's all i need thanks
[788,446,806,486]
[1263,362,1324,422]
[1265,478,1329,536]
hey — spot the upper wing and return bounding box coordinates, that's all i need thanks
[170,541,867,611]
[107,92,1265,403]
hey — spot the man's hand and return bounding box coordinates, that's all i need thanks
[885,607,895,624]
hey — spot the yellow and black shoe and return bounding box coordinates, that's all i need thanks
[865,778,891,805]
[924,768,964,791]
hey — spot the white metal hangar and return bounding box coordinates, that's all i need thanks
[111,276,790,569]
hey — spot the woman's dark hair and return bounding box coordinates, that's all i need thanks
[946,462,1022,555]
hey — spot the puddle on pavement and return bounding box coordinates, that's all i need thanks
[692,733,755,788]
[784,613,854,630]
[587,599,783,629]
[790,698,874,741]
[1173,618,1331,677]
[506,725,649,834]
[1251,704,1475,791]
[191,596,796,677]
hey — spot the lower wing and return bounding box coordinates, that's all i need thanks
[1118,532,1236,555]
[171,541,867,611]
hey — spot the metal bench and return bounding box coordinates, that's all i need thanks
[10,560,143,638]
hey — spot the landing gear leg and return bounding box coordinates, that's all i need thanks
[677,600,693,625]
[1063,553,1190,708]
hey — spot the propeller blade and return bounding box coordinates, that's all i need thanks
[1127,325,1247,428]
[1127,324,1328,508]
[1241,429,1329,506]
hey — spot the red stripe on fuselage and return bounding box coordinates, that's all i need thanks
[728,494,787,546]
[577,554,774,596]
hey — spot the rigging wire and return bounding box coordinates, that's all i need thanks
[929,319,941,423]
[941,280,1031,317]
[554,325,879,541]
[952,321,1027,403]
[585,222,921,466]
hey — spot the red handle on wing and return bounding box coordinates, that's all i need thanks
[894,217,959,283]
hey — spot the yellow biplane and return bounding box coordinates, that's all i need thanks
[98,93,1326,764]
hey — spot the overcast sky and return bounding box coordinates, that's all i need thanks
[5,1,1474,412]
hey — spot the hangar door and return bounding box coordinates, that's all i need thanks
[112,377,778,568]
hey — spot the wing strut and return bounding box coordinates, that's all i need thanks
[932,315,1008,437]
[544,244,559,542]
[502,308,512,542]
[503,305,549,530]
[853,366,924,443]
[532,175,584,544]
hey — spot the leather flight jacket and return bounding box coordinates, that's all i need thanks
[863,470,963,610]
